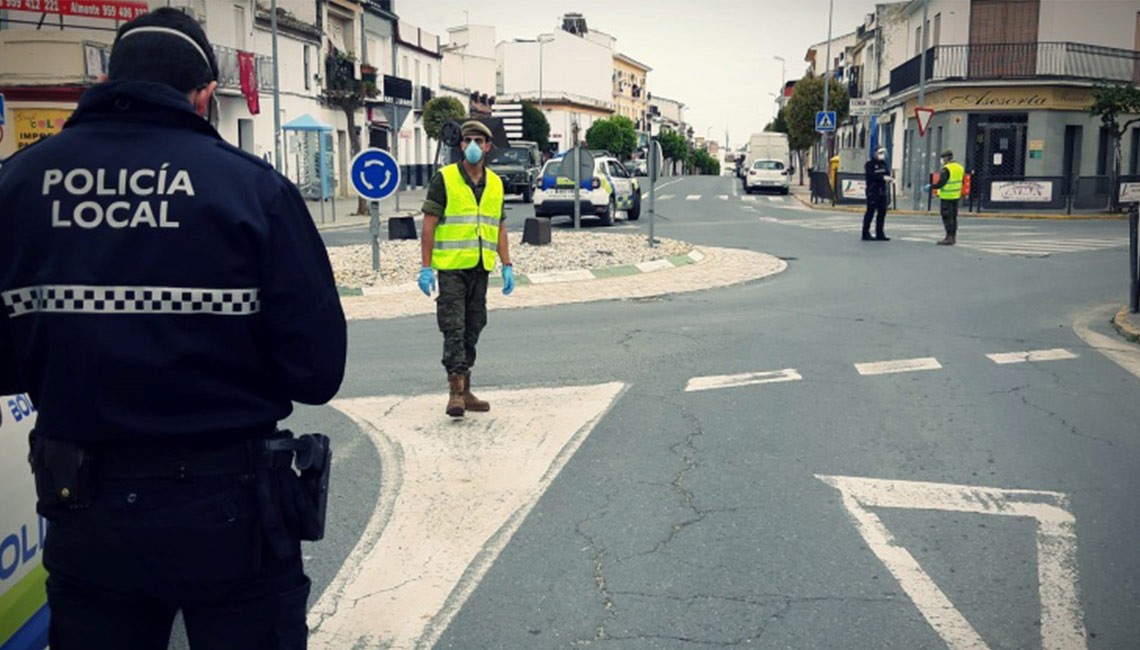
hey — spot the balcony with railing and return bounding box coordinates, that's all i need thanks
[213,44,274,91]
[889,42,1140,95]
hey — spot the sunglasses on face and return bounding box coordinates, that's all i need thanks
[462,137,486,145]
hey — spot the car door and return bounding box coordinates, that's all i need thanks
[606,160,633,209]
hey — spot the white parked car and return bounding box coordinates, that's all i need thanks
[744,159,792,195]
[533,154,641,226]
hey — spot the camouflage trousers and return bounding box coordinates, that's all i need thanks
[940,199,959,236]
[436,268,489,374]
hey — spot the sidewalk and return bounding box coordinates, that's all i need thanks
[306,188,426,231]
[1114,307,1140,343]
[787,182,1121,220]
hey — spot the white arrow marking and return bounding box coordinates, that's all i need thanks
[684,368,802,392]
[817,475,1086,650]
[307,382,627,650]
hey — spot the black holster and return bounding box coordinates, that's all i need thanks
[28,432,95,518]
[257,432,331,551]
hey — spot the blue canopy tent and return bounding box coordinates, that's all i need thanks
[283,114,334,223]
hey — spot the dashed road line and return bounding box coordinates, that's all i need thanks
[685,194,701,201]
[986,348,1078,364]
[685,368,802,392]
[854,357,942,376]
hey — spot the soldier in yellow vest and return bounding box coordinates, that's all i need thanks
[419,120,515,417]
[924,149,964,246]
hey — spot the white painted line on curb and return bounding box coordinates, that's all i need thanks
[688,249,705,263]
[1073,305,1140,380]
[526,269,596,284]
[685,194,701,201]
[309,383,627,650]
[817,474,1086,650]
[685,368,802,392]
[987,348,1078,364]
[635,259,675,273]
[855,357,942,376]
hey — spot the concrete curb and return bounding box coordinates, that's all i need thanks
[1113,305,1140,344]
[338,246,786,321]
[337,248,708,297]
[788,190,1123,221]
[315,210,419,233]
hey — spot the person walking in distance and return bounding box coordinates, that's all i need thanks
[924,149,964,245]
[419,120,515,417]
[0,8,347,649]
[862,146,893,241]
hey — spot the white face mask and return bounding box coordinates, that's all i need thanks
[876,153,886,160]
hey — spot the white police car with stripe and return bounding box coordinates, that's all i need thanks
[532,153,641,226]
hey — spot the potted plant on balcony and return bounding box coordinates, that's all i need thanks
[322,49,380,215]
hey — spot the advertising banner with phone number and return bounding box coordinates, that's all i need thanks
[0,392,46,650]
[2,0,147,20]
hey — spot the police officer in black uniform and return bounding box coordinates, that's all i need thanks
[862,146,893,241]
[0,9,346,649]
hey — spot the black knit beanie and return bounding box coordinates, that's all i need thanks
[108,7,219,92]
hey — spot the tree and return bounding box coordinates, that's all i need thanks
[1089,82,1140,209]
[764,108,789,134]
[423,96,466,141]
[521,102,550,149]
[785,72,849,184]
[322,49,379,214]
[691,148,720,175]
[586,116,638,159]
[656,129,689,174]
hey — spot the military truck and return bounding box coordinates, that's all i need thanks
[488,140,542,203]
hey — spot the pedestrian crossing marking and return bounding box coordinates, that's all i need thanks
[658,194,674,200]
[855,357,942,376]
[685,368,802,392]
[817,475,1086,650]
[685,194,701,201]
[986,348,1078,364]
[719,195,729,200]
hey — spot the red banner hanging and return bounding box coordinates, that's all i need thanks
[237,51,261,116]
[3,0,149,20]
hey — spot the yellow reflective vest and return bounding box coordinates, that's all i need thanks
[938,162,965,201]
[433,164,504,271]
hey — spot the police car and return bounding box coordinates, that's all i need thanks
[532,153,641,226]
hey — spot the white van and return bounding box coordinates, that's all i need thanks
[744,159,791,194]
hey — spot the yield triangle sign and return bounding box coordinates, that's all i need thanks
[915,106,935,136]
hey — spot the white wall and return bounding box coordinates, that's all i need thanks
[1039,0,1139,49]
[441,25,496,93]
[543,108,606,151]
[497,29,612,106]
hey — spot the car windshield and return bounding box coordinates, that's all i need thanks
[542,159,564,177]
[494,147,531,165]
[753,160,785,170]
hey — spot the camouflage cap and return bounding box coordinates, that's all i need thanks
[940,149,954,159]
[461,120,493,139]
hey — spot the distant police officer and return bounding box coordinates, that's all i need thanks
[0,8,346,649]
[419,120,514,418]
[862,146,893,241]
[925,149,964,245]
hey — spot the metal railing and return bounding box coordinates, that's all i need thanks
[890,42,1140,94]
[212,44,274,92]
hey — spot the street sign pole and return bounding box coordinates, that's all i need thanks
[350,148,402,272]
[649,138,658,248]
[370,200,381,271]
[911,0,930,210]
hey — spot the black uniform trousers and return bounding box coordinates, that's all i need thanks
[42,441,309,650]
[862,190,888,237]
[940,198,959,236]
[437,267,490,374]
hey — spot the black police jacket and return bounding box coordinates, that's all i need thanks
[0,81,347,444]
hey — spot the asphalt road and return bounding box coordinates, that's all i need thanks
[188,175,1140,649]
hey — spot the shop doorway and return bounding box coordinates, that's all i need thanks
[969,113,1028,183]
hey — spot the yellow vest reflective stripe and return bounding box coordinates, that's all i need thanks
[433,164,504,271]
[938,162,965,201]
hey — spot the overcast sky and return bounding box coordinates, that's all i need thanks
[395,0,881,148]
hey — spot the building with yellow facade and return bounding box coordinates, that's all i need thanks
[613,52,651,131]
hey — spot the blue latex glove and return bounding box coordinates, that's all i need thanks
[502,265,515,295]
[922,183,932,193]
[418,267,435,296]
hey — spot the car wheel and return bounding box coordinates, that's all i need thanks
[628,193,641,221]
[599,197,615,226]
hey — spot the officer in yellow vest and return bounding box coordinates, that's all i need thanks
[419,120,514,417]
[924,149,964,245]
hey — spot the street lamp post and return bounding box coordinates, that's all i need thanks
[819,0,834,172]
[773,55,786,97]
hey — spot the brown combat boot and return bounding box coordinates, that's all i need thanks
[446,373,466,417]
[462,372,490,412]
[937,236,954,245]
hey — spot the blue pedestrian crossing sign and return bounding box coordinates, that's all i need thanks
[350,148,401,201]
[815,111,836,132]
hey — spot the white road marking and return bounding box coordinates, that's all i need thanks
[684,368,802,392]
[742,195,757,202]
[719,194,729,200]
[685,194,701,201]
[1073,305,1140,380]
[855,357,942,376]
[986,348,1078,364]
[658,194,675,200]
[641,192,648,200]
[308,383,627,650]
[817,474,1086,650]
